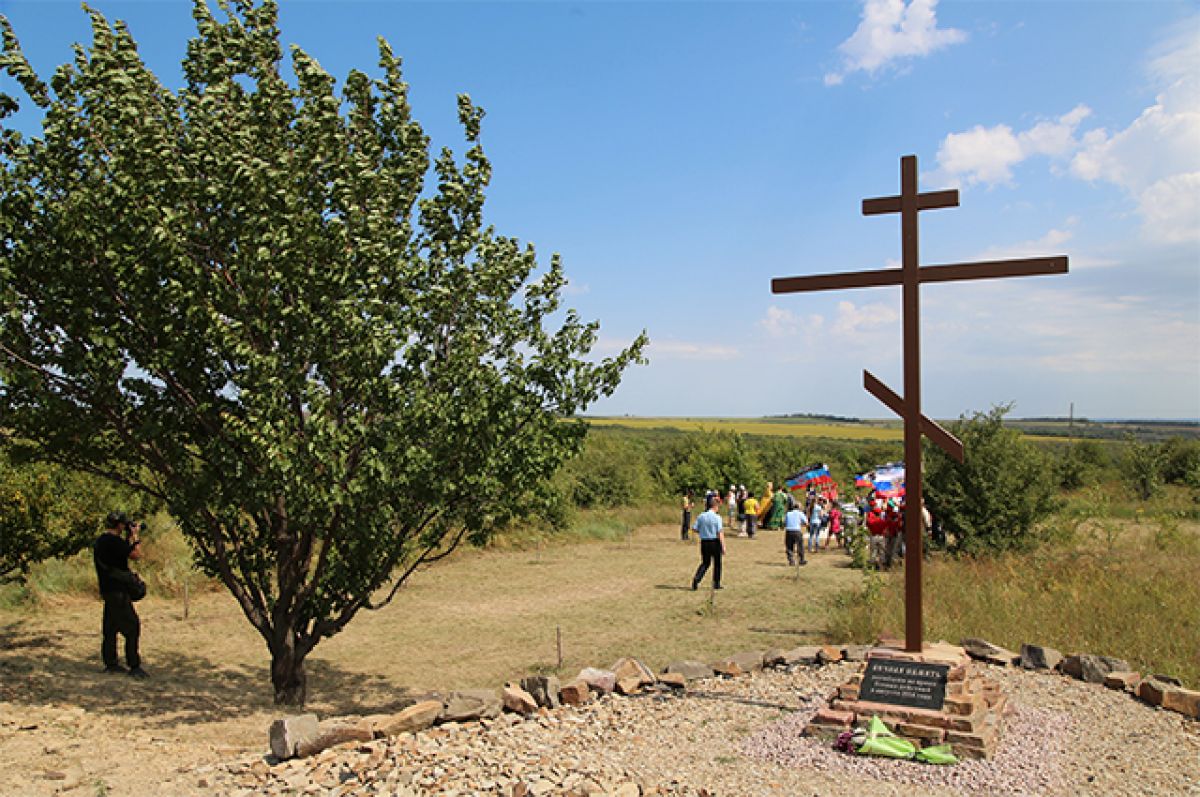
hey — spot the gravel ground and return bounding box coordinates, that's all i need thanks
[178,662,1200,797]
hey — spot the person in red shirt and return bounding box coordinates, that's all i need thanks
[865,506,888,570]
[882,503,903,570]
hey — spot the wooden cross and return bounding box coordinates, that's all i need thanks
[772,154,1067,652]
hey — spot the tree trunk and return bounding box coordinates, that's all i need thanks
[270,630,309,706]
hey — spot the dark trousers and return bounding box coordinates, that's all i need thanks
[681,510,691,540]
[101,591,141,670]
[692,539,723,589]
[785,530,806,565]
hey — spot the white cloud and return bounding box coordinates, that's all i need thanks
[928,105,1092,187]
[998,285,1198,378]
[760,305,803,338]
[830,300,900,337]
[825,0,967,86]
[968,220,1123,271]
[1137,172,1200,244]
[919,277,1198,401]
[928,16,1199,242]
[974,220,1073,258]
[1069,18,1200,243]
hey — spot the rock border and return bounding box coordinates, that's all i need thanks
[267,639,1196,763]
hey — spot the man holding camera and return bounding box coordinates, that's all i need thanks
[93,511,148,678]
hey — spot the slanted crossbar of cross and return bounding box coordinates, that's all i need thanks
[772,155,1067,652]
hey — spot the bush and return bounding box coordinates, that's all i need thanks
[661,430,763,495]
[1123,436,1165,501]
[924,404,1057,555]
[1160,438,1200,487]
[561,430,652,509]
[1059,439,1110,490]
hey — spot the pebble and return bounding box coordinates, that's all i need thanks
[181,663,1199,796]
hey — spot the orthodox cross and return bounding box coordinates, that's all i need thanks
[772,155,1067,653]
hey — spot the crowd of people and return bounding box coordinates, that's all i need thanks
[681,481,936,589]
[682,482,851,590]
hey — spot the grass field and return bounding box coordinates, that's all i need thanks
[0,521,862,714]
[585,416,904,441]
[828,515,1200,685]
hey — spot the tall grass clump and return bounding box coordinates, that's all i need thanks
[827,510,1200,686]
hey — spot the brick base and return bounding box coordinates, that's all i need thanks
[803,641,1011,760]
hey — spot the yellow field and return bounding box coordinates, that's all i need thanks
[585,416,904,441]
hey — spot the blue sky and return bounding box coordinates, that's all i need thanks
[2,0,1197,420]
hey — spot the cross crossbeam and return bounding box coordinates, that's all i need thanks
[772,154,1068,652]
[771,256,1068,295]
[863,370,963,464]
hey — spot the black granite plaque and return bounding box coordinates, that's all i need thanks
[859,658,948,711]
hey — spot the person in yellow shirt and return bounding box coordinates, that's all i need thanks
[680,489,694,541]
[743,493,760,539]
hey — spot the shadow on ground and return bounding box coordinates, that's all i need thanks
[0,620,415,724]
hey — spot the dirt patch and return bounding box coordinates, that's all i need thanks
[0,524,861,795]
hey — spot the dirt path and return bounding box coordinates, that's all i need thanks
[0,523,862,795]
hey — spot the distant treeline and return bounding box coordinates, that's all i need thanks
[1008,418,1200,442]
[532,418,1200,528]
[763,412,866,424]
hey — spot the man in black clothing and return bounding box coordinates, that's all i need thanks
[94,511,148,678]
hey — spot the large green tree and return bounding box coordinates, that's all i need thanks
[923,404,1056,555]
[0,1,645,704]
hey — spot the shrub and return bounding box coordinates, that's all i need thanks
[924,404,1057,555]
[1059,439,1109,490]
[1123,436,1165,501]
[561,430,652,509]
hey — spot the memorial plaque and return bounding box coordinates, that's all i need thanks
[859,658,948,711]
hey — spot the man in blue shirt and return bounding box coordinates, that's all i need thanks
[784,503,808,567]
[691,496,726,590]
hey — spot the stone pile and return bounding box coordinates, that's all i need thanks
[1009,641,1200,720]
[270,658,689,763]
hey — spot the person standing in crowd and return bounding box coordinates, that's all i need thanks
[757,482,773,527]
[743,491,759,539]
[93,511,148,678]
[726,486,738,531]
[866,502,888,569]
[691,496,726,590]
[921,500,933,560]
[762,484,785,530]
[736,486,747,535]
[826,501,843,549]
[807,496,825,553]
[680,489,694,541]
[883,501,903,569]
[784,501,808,566]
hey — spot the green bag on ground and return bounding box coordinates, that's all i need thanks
[913,744,959,765]
[854,716,960,765]
[855,716,917,759]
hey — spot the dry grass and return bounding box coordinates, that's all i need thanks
[0,523,861,714]
[827,517,1200,686]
